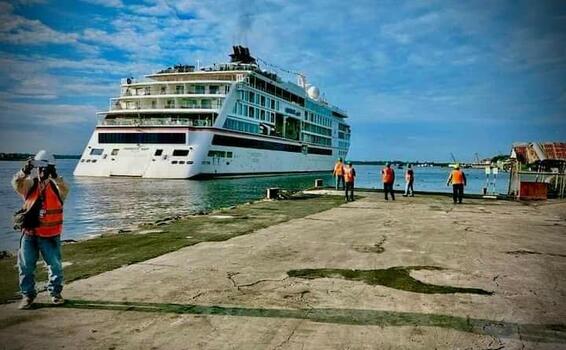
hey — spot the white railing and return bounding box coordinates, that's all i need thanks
[109,103,222,111]
[98,118,214,127]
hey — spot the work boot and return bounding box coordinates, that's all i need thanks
[51,294,65,305]
[18,296,34,310]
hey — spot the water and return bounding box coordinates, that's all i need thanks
[0,160,509,251]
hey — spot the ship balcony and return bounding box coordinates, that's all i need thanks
[109,98,223,111]
[97,115,216,127]
[121,84,230,97]
[120,91,227,97]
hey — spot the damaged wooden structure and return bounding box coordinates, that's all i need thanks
[508,142,566,199]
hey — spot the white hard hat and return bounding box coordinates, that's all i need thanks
[32,150,55,167]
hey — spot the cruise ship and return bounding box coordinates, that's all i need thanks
[74,46,351,178]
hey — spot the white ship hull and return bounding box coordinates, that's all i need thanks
[74,127,338,179]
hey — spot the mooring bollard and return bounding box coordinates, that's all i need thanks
[314,179,323,188]
[266,188,280,199]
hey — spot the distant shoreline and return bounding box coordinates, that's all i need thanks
[0,153,80,161]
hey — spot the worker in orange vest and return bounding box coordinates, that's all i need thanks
[332,157,345,190]
[403,164,415,197]
[381,163,395,200]
[12,150,69,309]
[343,161,356,201]
[446,164,467,204]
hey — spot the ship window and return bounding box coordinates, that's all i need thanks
[260,109,266,121]
[227,152,233,158]
[307,147,332,156]
[248,106,254,118]
[209,85,218,94]
[99,133,186,144]
[179,161,185,164]
[111,149,119,156]
[212,135,302,153]
[154,149,163,156]
[172,149,189,156]
[195,85,205,94]
[171,161,178,164]
[249,92,254,103]
[90,148,104,156]
[223,118,259,134]
[271,99,275,109]
[86,159,91,162]
[208,150,226,158]
[80,159,85,162]
[260,95,266,107]
[92,159,97,163]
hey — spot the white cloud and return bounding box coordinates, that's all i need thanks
[0,3,79,45]
[129,0,174,17]
[80,0,124,8]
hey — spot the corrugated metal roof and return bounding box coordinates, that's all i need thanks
[511,142,566,163]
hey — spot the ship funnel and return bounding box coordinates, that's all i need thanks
[230,45,257,65]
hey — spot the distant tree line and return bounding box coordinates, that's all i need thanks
[351,160,451,167]
[0,153,80,161]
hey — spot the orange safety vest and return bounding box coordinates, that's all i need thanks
[23,180,63,237]
[334,162,344,176]
[344,167,355,183]
[382,167,394,183]
[451,170,465,185]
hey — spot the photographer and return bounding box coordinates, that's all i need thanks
[12,150,69,310]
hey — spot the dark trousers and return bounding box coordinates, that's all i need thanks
[335,175,344,190]
[345,182,354,201]
[452,184,464,203]
[384,182,395,200]
[404,180,414,196]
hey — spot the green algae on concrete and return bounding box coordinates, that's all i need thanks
[287,266,494,295]
[0,194,345,303]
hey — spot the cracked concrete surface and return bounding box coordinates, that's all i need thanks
[0,193,565,349]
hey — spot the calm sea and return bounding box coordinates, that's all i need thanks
[0,160,509,251]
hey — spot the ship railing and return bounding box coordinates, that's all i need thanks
[98,118,213,127]
[118,90,227,97]
[108,104,222,111]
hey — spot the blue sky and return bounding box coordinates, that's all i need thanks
[0,0,564,162]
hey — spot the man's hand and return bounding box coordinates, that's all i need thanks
[22,158,33,175]
[47,165,58,179]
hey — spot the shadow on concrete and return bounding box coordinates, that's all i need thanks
[35,300,566,344]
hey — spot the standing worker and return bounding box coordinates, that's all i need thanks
[403,164,415,197]
[344,161,356,201]
[382,163,395,200]
[333,157,345,190]
[12,150,69,309]
[446,164,467,204]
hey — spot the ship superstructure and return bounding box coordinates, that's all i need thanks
[74,46,351,178]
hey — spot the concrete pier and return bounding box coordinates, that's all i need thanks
[0,192,565,349]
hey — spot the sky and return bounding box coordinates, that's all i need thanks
[0,0,564,162]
